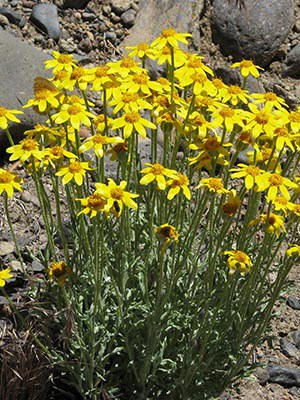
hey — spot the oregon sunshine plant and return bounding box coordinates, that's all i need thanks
[0,28,299,399]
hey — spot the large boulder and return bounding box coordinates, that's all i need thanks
[0,28,51,154]
[211,0,294,67]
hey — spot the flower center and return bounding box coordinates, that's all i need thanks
[68,105,81,115]
[71,67,85,80]
[192,115,206,126]
[274,196,288,205]
[239,60,253,68]
[22,138,38,151]
[57,54,73,64]
[264,92,277,101]
[95,66,109,77]
[132,74,148,85]
[269,174,283,186]
[187,59,204,69]
[111,187,124,200]
[245,165,261,176]
[212,78,224,89]
[35,90,51,100]
[219,107,234,118]
[137,43,149,51]
[255,111,269,125]
[274,127,288,137]
[191,73,206,84]
[68,161,82,173]
[93,135,108,144]
[151,163,165,175]
[124,112,140,123]
[162,28,176,37]
[50,146,64,157]
[0,170,14,184]
[234,251,248,263]
[122,93,139,103]
[120,58,136,69]
[228,85,242,94]
[289,111,300,123]
[0,106,7,117]
[88,194,105,209]
[209,178,224,191]
[204,138,220,151]
[54,70,69,81]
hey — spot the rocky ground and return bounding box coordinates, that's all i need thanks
[0,0,299,399]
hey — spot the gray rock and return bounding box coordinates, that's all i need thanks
[287,296,300,310]
[120,9,136,28]
[0,29,51,152]
[268,366,300,387]
[82,12,96,22]
[122,0,204,52]
[0,7,25,27]
[211,0,294,67]
[78,36,93,53]
[9,259,23,272]
[63,0,91,9]
[292,330,300,349]
[283,43,300,77]
[105,31,117,43]
[0,241,15,256]
[59,38,77,53]
[29,260,45,272]
[0,13,9,27]
[280,338,299,358]
[111,0,133,16]
[30,4,61,41]
[254,367,269,384]
[289,386,299,396]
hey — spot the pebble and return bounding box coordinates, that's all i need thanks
[78,36,93,53]
[105,31,117,43]
[0,241,15,256]
[267,366,300,387]
[30,4,61,41]
[59,38,77,53]
[110,0,133,16]
[280,338,299,359]
[9,259,23,272]
[0,13,9,26]
[29,260,45,272]
[63,0,90,9]
[283,43,300,78]
[254,367,269,384]
[0,7,25,27]
[120,9,136,28]
[292,330,300,349]
[286,296,300,311]
[82,12,96,22]
[20,190,39,206]
[288,386,299,396]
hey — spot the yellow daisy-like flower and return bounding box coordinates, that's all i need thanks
[58,66,94,91]
[249,212,286,236]
[122,72,163,95]
[52,102,95,131]
[0,168,23,198]
[175,53,214,80]
[0,106,23,129]
[112,111,156,139]
[79,134,123,158]
[178,72,216,96]
[140,163,177,190]
[186,112,214,138]
[230,163,264,190]
[109,92,152,114]
[0,268,13,287]
[126,42,155,59]
[224,250,252,276]
[156,224,179,247]
[76,192,107,218]
[268,195,293,215]
[255,172,298,200]
[222,189,241,217]
[150,28,191,50]
[106,140,128,161]
[252,92,287,110]
[151,45,187,68]
[291,203,300,217]
[6,138,45,163]
[211,106,245,132]
[89,65,115,91]
[231,59,264,78]
[196,177,229,194]
[167,172,191,200]
[47,261,71,286]
[244,103,276,138]
[56,159,92,185]
[44,51,77,73]
[95,179,139,217]
[23,89,60,113]
[286,244,300,257]
[107,57,142,79]
[45,145,76,168]
[218,84,250,106]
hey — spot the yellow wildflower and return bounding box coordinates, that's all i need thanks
[211,106,245,132]
[156,224,179,247]
[255,172,298,200]
[79,134,123,158]
[167,172,191,200]
[268,195,293,215]
[107,57,142,78]
[44,51,77,73]
[47,261,71,286]
[109,92,152,114]
[245,103,276,138]
[0,168,23,198]
[126,42,155,59]
[56,159,92,185]
[222,190,241,217]
[140,163,177,190]
[196,177,229,194]
[150,28,191,50]
[122,72,163,95]
[95,179,139,217]
[252,92,287,110]
[249,212,286,236]
[52,102,95,130]
[286,244,300,257]
[76,192,107,218]
[23,89,60,113]
[231,59,264,78]
[230,163,264,190]
[6,138,45,162]
[0,106,23,129]
[224,250,252,276]
[218,84,250,105]
[112,111,156,139]
[0,268,13,286]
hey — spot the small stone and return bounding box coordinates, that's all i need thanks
[0,241,15,256]
[9,0,20,6]
[268,366,300,387]
[293,20,300,33]
[289,386,299,396]
[110,12,120,23]
[120,9,136,28]
[29,260,45,272]
[292,330,300,349]
[63,0,90,9]
[82,12,96,22]
[20,190,39,206]
[280,338,299,358]
[287,296,300,310]
[0,7,25,27]
[102,5,111,16]
[105,31,117,43]
[59,38,77,53]
[0,13,9,26]
[111,0,132,15]
[30,4,61,41]
[9,260,23,272]
[78,36,92,53]
[254,367,269,384]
